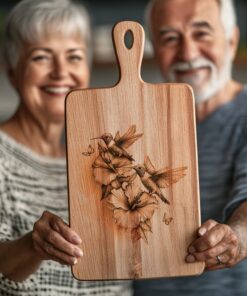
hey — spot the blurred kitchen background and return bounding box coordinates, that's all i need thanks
[0,0,247,122]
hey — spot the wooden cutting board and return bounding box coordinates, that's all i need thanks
[66,21,204,280]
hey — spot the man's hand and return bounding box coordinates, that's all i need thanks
[185,219,241,270]
[32,211,83,266]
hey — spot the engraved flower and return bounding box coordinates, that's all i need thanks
[92,143,132,186]
[108,184,159,243]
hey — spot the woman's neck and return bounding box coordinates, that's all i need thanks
[0,107,65,158]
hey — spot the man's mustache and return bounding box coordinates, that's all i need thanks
[170,58,214,72]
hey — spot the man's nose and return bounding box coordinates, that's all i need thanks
[50,57,68,79]
[177,38,200,62]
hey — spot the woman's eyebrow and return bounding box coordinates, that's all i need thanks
[67,48,86,53]
[28,47,52,55]
[27,47,86,55]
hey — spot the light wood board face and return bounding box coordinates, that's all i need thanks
[66,21,204,280]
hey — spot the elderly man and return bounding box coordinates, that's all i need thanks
[134,0,247,295]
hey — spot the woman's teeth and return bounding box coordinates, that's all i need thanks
[43,86,71,94]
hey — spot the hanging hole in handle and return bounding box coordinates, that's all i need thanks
[124,30,134,50]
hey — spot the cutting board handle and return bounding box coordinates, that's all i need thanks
[113,21,145,84]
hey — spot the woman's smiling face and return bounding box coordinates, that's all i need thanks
[10,33,90,123]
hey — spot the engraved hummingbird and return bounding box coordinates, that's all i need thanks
[92,143,133,195]
[93,142,132,175]
[91,125,143,161]
[101,172,137,199]
[133,156,187,204]
[96,142,116,172]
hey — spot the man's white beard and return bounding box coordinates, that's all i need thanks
[165,51,232,105]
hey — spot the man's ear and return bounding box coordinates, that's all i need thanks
[229,25,240,61]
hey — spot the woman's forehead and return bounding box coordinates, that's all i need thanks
[26,36,85,52]
[23,25,86,45]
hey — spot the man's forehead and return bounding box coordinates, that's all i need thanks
[152,0,221,26]
[152,0,220,10]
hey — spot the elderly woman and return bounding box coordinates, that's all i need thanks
[0,0,132,295]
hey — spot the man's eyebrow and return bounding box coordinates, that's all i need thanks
[159,21,213,36]
[159,27,179,36]
[191,21,213,31]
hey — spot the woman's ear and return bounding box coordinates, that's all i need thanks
[229,26,240,61]
[7,68,18,89]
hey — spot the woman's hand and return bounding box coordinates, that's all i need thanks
[32,211,83,266]
[185,219,241,270]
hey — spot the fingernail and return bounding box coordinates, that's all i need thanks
[186,255,195,263]
[73,258,78,265]
[189,246,196,253]
[72,235,82,244]
[74,248,83,257]
[198,228,206,236]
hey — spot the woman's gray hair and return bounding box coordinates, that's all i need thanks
[2,0,92,70]
[145,0,237,40]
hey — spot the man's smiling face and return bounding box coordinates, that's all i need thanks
[150,0,237,104]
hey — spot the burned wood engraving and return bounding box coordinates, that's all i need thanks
[82,144,94,156]
[162,212,173,225]
[83,124,187,243]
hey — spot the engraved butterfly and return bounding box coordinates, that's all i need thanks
[82,144,94,156]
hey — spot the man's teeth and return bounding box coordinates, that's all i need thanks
[44,87,71,94]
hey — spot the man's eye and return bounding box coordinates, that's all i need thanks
[69,55,83,61]
[161,35,179,46]
[194,31,210,39]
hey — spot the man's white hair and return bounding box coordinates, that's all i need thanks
[145,0,237,40]
[2,0,92,71]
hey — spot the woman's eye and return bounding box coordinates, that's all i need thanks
[31,55,50,62]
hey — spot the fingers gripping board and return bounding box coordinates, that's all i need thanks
[66,21,204,280]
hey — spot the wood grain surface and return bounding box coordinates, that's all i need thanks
[66,21,204,280]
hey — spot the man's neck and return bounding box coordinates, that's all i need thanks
[196,80,244,122]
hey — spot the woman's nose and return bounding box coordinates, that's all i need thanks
[50,57,68,79]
